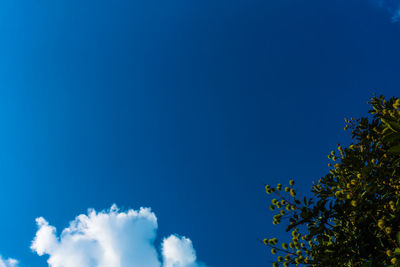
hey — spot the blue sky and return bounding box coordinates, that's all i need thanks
[0,0,399,266]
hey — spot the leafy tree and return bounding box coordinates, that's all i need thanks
[263,95,400,266]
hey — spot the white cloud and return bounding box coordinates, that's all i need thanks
[31,205,206,267]
[0,256,18,267]
[162,235,206,267]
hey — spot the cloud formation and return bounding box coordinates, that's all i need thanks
[31,205,206,267]
[162,235,204,267]
[0,256,18,267]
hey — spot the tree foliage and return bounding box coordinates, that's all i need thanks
[263,95,400,266]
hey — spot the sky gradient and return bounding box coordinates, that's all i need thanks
[0,0,399,266]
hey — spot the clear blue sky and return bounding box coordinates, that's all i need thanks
[0,0,399,266]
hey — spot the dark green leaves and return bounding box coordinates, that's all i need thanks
[263,95,400,266]
[397,231,400,246]
[388,143,400,153]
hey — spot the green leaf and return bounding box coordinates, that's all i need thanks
[388,143,400,153]
[389,120,400,132]
[394,248,400,255]
[394,158,400,168]
[382,127,391,134]
[382,119,400,132]
[383,132,400,145]
[397,231,400,246]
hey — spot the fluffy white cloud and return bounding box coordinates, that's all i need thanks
[0,256,18,267]
[31,205,206,267]
[162,235,206,267]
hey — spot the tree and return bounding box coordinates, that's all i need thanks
[263,95,400,266]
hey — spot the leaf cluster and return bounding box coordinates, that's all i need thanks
[263,95,400,266]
